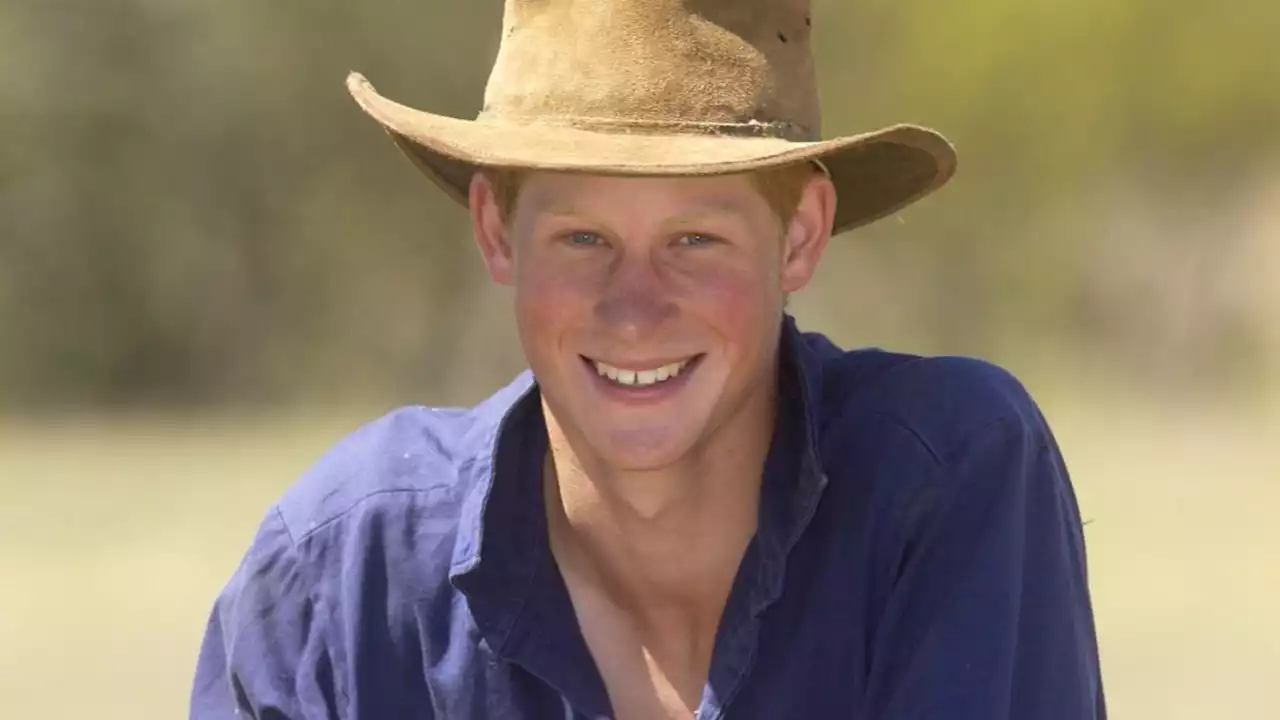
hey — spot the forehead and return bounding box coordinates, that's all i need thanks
[515,171,769,217]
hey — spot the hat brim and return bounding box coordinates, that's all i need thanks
[347,73,956,235]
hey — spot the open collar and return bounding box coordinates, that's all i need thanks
[448,316,829,711]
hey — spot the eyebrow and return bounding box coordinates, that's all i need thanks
[534,198,752,225]
[536,206,591,220]
[665,202,751,224]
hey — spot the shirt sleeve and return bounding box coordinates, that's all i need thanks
[191,507,341,719]
[864,416,1106,720]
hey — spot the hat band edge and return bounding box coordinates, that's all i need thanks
[474,111,812,142]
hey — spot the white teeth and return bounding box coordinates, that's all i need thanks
[592,358,692,387]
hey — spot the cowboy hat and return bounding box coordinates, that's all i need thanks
[347,0,957,234]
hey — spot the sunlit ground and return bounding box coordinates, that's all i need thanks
[2,391,1277,718]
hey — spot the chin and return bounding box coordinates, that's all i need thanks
[591,381,726,463]
[592,423,705,471]
[550,389,714,471]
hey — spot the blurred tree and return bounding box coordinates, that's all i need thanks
[0,0,1276,409]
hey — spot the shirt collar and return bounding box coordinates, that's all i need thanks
[751,314,830,611]
[449,314,829,654]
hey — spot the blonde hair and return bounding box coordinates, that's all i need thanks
[485,163,819,225]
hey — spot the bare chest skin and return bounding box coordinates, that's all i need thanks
[562,570,716,720]
[539,409,765,720]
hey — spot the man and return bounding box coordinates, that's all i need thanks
[192,1,1105,718]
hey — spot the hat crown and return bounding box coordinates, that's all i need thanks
[480,0,821,141]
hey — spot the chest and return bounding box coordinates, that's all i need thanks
[570,598,710,720]
[421,471,889,718]
[426,554,878,719]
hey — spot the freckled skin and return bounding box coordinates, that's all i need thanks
[469,171,835,478]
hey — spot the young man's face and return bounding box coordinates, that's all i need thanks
[470,170,834,472]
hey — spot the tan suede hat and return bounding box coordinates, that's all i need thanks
[347,0,957,234]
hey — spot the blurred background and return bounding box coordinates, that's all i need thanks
[1,0,1277,716]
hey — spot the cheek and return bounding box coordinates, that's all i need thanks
[518,259,598,308]
[681,263,781,349]
[513,259,596,354]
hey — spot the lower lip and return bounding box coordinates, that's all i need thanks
[581,355,703,404]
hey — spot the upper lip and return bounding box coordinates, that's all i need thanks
[582,354,700,371]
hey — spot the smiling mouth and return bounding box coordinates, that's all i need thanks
[584,356,701,388]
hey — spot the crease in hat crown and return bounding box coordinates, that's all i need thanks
[346,0,957,235]
[476,0,822,140]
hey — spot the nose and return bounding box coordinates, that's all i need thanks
[594,247,677,340]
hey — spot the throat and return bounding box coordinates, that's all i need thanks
[552,529,728,720]
[536,395,771,717]
[543,450,756,613]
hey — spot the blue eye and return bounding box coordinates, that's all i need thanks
[566,232,602,246]
[678,234,715,247]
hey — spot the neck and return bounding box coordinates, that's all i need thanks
[541,377,777,626]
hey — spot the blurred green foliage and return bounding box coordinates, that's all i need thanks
[1,0,1277,409]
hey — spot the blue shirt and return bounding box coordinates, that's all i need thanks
[192,317,1105,719]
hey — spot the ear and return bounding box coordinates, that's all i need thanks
[779,172,836,293]
[469,172,515,286]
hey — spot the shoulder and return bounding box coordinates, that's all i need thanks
[273,404,478,541]
[275,374,531,540]
[803,332,1050,463]
[249,375,532,592]
[801,335,1082,570]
